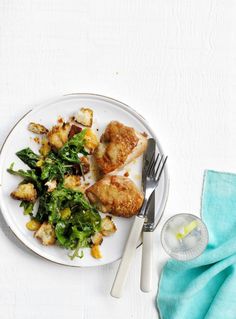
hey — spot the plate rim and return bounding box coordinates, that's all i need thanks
[0,93,169,267]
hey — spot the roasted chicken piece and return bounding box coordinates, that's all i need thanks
[94,121,147,174]
[86,175,143,218]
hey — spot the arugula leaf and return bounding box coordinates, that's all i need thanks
[55,220,69,246]
[68,227,91,260]
[58,129,87,163]
[7,163,42,192]
[20,201,34,215]
[8,126,100,260]
[70,226,91,245]
[34,187,89,224]
[48,188,92,223]
[41,152,72,182]
[16,148,40,169]
[71,210,101,233]
[34,185,101,259]
[35,193,50,222]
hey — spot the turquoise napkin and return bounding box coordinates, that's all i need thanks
[157,170,236,319]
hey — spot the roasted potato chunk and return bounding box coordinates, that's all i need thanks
[28,122,48,134]
[84,129,99,153]
[64,175,81,191]
[77,108,93,127]
[101,216,117,236]
[91,244,102,259]
[60,207,71,220]
[47,122,71,149]
[91,232,103,245]
[36,158,44,168]
[26,219,41,231]
[11,183,37,202]
[39,137,51,156]
[35,222,56,245]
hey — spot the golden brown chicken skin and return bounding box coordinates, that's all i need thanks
[86,175,144,218]
[94,121,138,174]
[94,121,147,174]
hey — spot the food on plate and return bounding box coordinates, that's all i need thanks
[79,156,90,174]
[16,147,41,169]
[68,124,82,139]
[101,216,117,236]
[86,175,144,218]
[77,108,93,127]
[39,137,51,156]
[72,156,90,178]
[28,122,48,135]
[7,108,148,260]
[11,183,37,202]
[35,222,56,245]
[94,121,147,174]
[47,122,71,149]
[26,219,41,231]
[91,232,103,245]
[91,244,102,259]
[7,114,117,260]
[64,175,81,191]
[84,128,99,154]
[45,179,57,192]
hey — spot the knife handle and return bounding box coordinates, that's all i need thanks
[140,230,153,292]
[111,215,145,298]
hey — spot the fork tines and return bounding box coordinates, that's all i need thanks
[147,153,168,181]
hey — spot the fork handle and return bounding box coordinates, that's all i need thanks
[140,230,153,292]
[110,215,145,298]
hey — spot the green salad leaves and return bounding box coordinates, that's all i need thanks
[8,129,101,259]
[16,148,40,169]
[58,129,88,163]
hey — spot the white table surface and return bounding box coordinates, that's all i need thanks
[0,1,236,318]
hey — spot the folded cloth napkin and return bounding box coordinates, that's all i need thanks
[157,170,236,319]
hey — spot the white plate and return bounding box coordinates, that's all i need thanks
[0,93,169,267]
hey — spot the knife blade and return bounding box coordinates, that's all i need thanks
[143,192,155,231]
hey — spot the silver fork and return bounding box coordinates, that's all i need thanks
[111,152,167,298]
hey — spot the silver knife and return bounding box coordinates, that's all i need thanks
[111,138,155,298]
[140,140,156,292]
